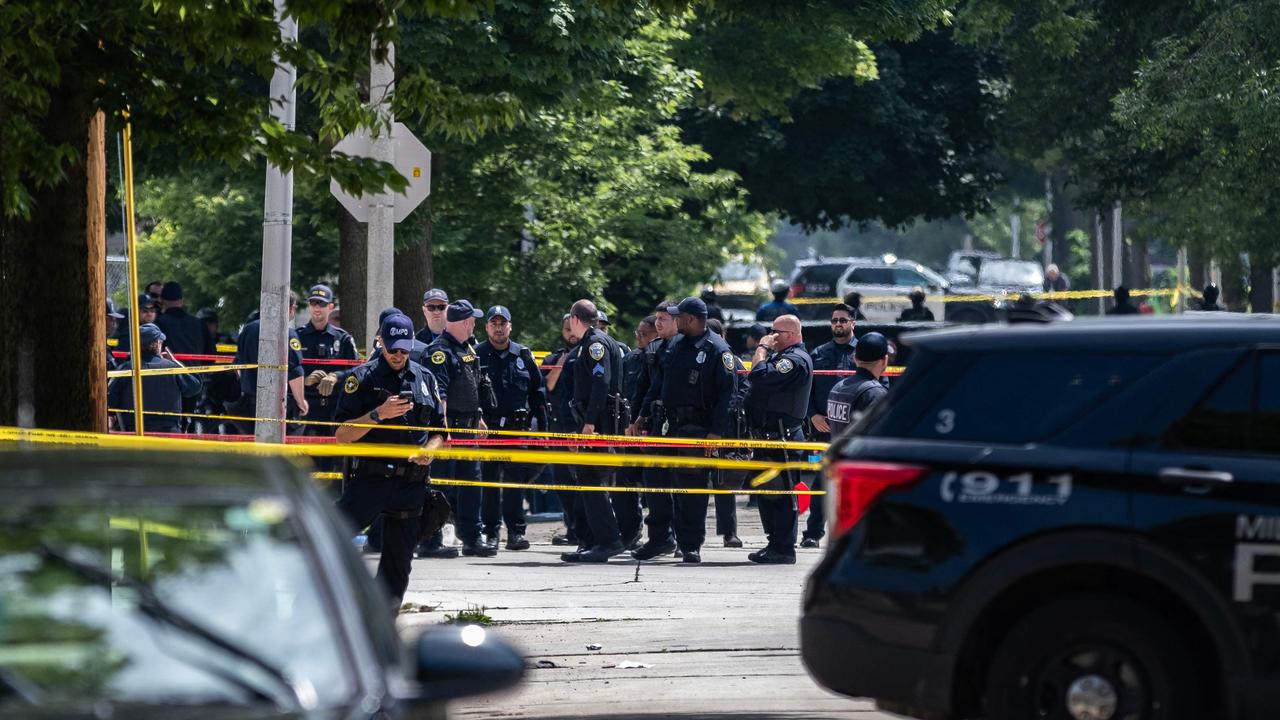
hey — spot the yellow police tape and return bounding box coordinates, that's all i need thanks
[106,363,284,379]
[791,286,1194,305]
[0,426,819,489]
[102,407,828,452]
[311,472,824,496]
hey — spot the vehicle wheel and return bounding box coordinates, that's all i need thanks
[982,594,1200,720]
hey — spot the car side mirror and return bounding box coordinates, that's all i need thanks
[412,624,524,702]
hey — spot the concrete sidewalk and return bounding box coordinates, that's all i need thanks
[395,498,896,719]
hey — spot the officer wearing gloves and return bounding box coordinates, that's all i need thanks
[297,284,359,433]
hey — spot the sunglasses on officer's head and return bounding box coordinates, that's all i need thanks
[425,303,447,312]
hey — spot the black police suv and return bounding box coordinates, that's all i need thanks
[802,316,1280,720]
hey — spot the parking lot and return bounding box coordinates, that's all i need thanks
[395,502,893,719]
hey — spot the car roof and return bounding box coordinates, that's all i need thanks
[906,315,1280,353]
[0,448,309,495]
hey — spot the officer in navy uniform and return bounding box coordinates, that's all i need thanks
[706,317,743,548]
[614,315,657,550]
[802,303,856,548]
[424,299,496,557]
[418,288,449,344]
[825,332,890,437]
[544,314,581,546]
[560,299,627,563]
[297,284,359,433]
[632,297,736,564]
[107,323,205,432]
[229,290,308,435]
[334,313,446,610]
[627,301,678,554]
[477,305,548,551]
[743,313,813,564]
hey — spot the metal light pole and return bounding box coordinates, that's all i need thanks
[255,0,297,443]
[365,40,396,352]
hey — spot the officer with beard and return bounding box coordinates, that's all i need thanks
[632,297,735,564]
[476,305,548,551]
[802,303,855,548]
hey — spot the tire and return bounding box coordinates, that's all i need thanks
[982,594,1200,720]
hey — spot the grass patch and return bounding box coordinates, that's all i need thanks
[443,604,493,625]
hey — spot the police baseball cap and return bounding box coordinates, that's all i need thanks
[447,299,483,321]
[160,281,183,301]
[666,296,708,318]
[138,294,158,310]
[422,288,449,304]
[308,284,334,303]
[377,307,403,327]
[487,305,512,322]
[106,299,125,319]
[597,310,610,325]
[139,323,165,346]
[379,313,416,352]
[855,332,890,362]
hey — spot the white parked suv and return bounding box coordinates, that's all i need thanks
[788,255,948,323]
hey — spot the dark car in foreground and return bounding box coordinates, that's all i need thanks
[0,450,523,719]
[802,316,1280,720]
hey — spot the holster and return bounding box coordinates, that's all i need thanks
[416,489,452,542]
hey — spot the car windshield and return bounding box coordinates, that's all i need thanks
[0,489,354,714]
[978,260,1043,287]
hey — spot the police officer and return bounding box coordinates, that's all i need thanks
[545,314,581,547]
[107,323,204,432]
[633,297,735,564]
[418,288,449,344]
[424,299,496,557]
[613,315,656,550]
[802,303,856,548]
[825,332,890,437]
[756,280,800,322]
[113,294,159,353]
[477,305,548,551]
[334,313,447,611]
[628,301,679,557]
[229,290,308,435]
[743,314,813,564]
[561,299,627,563]
[297,284,359,433]
[898,287,936,321]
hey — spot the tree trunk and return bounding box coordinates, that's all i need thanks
[0,90,104,430]
[1127,233,1150,290]
[1188,245,1208,291]
[1222,253,1247,312]
[85,111,108,431]
[1049,165,1073,271]
[338,206,368,351]
[393,196,433,321]
[1248,261,1273,314]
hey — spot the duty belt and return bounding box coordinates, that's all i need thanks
[668,406,712,427]
[351,458,413,477]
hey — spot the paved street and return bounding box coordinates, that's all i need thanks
[395,499,896,719]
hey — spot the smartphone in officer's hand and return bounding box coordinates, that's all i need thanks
[397,390,415,402]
